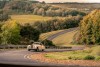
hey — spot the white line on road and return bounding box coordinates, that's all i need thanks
[24,54,31,60]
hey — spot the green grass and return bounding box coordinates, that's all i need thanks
[11,15,52,24]
[44,46,100,60]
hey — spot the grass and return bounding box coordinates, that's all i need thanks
[11,15,52,24]
[52,30,77,46]
[40,29,79,46]
[44,46,100,60]
[39,30,63,41]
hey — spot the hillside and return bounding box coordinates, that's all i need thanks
[50,3,100,12]
[40,28,78,46]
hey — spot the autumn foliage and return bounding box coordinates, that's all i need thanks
[74,10,100,45]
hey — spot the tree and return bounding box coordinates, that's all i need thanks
[20,25,40,42]
[76,10,100,45]
[0,10,10,21]
[33,7,39,15]
[1,20,21,44]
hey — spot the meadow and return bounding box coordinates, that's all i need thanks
[11,15,52,24]
[45,46,100,60]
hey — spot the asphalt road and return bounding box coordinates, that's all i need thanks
[47,27,78,41]
[0,48,85,67]
[0,49,64,66]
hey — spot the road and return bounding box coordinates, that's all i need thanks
[47,28,78,41]
[0,48,85,67]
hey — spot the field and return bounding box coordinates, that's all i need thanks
[52,30,77,46]
[50,3,100,12]
[45,46,100,60]
[39,30,63,41]
[11,15,52,24]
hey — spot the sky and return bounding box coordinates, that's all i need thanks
[36,0,100,3]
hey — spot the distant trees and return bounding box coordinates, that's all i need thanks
[33,4,86,17]
[74,10,100,45]
[0,10,10,21]
[2,1,86,16]
[33,15,82,33]
[0,0,8,9]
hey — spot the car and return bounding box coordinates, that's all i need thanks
[27,42,45,51]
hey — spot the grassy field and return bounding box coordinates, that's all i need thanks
[39,30,63,41]
[52,30,77,46]
[11,15,52,24]
[45,46,100,60]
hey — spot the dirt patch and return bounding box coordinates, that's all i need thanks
[30,53,100,67]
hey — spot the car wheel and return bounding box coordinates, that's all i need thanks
[28,49,30,51]
[36,47,39,52]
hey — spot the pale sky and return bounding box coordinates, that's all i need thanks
[37,0,100,3]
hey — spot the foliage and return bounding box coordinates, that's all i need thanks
[1,1,86,16]
[42,39,55,46]
[83,55,95,60]
[0,10,10,21]
[20,24,40,44]
[0,20,21,44]
[96,56,100,60]
[74,10,100,45]
[33,15,82,33]
[0,0,8,9]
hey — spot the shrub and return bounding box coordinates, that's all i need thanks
[42,39,55,46]
[84,55,95,60]
[68,56,81,60]
[96,56,100,60]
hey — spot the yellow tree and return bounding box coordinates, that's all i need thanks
[1,20,21,45]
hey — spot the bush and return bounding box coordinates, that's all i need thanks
[96,56,100,60]
[68,56,81,60]
[84,55,95,60]
[42,39,55,46]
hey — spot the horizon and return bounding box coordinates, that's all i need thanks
[36,0,100,3]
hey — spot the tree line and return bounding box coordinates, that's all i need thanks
[32,15,82,33]
[73,10,100,45]
[0,10,10,21]
[1,0,86,16]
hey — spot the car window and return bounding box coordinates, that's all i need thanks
[33,42,41,45]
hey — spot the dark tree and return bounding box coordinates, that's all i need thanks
[20,25,40,41]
